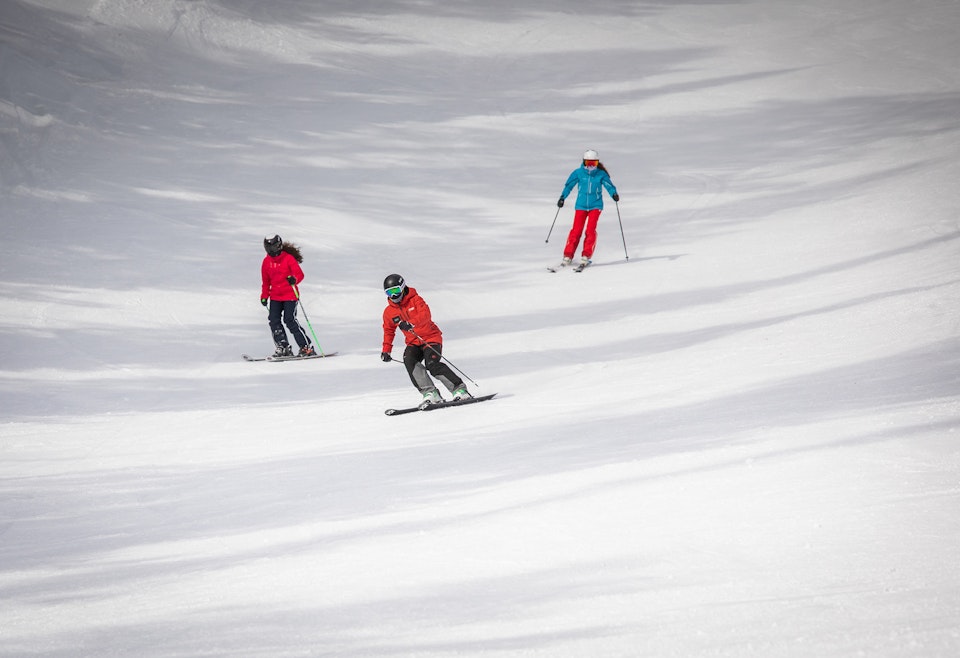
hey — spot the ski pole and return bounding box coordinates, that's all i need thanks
[293,286,327,356]
[409,327,478,387]
[545,206,561,243]
[615,200,629,260]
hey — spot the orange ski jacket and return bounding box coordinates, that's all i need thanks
[381,286,443,354]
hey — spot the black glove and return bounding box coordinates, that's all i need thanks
[612,193,620,202]
[398,321,413,331]
[286,275,297,285]
[380,352,392,362]
[557,197,565,208]
[260,298,268,307]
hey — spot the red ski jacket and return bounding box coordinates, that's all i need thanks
[261,252,304,302]
[381,286,443,354]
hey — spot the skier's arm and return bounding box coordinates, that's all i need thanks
[288,259,305,285]
[382,312,398,354]
[559,170,579,200]
[603,173,618,199]
[260,260,271,299]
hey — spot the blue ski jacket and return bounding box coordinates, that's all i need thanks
[560,166,618,210]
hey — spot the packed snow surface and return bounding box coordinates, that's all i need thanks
[1,0,959,656]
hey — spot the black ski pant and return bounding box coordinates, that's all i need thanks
[403,343,462,394]
[268,300,309,348]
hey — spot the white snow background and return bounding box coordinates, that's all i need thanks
[2,0,959,656]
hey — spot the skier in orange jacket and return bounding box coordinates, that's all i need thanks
[380,273,472,408]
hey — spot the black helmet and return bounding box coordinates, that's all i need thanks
[264,235,283,257]
[383,273,407,302]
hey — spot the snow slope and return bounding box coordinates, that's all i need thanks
[1,0,959,656]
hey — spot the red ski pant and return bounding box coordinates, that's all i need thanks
[564,209,601,260]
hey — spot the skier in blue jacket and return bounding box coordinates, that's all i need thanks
[557,149,619,267]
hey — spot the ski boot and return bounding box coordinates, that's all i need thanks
[418,388,442,410]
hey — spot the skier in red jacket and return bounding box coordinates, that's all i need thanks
[260,235,315,357]
[380,273,472,408]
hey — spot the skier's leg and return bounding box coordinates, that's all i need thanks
[563,209,588,260]
[268,301,289,347]
[422,343,463,392]
[582,209,602,259]
[281,300,309,348]
[403,345,435,392]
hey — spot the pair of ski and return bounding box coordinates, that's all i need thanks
[547,261,591,273]
[242,352,338,362]
[385,393,497,416]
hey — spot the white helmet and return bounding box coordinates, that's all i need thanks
[583,149,599,160]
